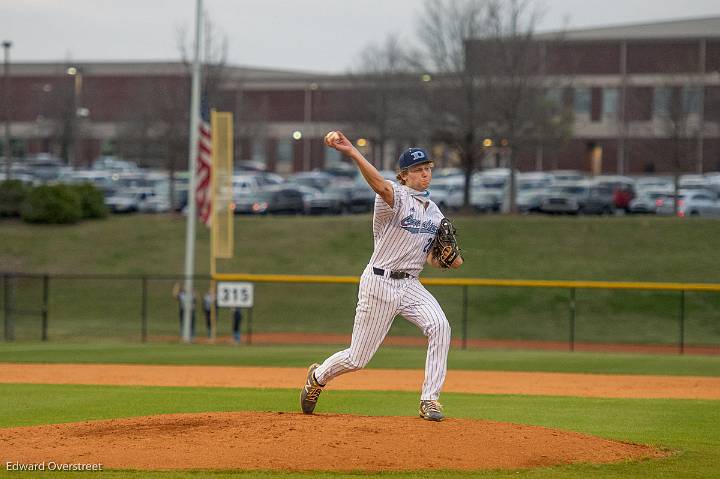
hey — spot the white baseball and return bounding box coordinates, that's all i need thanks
[324,130,340,147]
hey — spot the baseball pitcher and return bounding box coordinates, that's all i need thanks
[300,131,463,421]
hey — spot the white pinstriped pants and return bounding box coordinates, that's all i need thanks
[314,266,451,400]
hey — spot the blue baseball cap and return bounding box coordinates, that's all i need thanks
[398,148,431,170]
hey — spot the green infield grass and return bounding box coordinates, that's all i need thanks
[0,343,719,376]
[1,215,720,346]
[0,383,718,478]
[0,344,719,477]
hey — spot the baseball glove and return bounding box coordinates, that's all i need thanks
[433,218,461,268]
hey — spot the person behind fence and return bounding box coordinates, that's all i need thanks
[202,288,217,338]
[172,283,196,338]
[232,307,242,344]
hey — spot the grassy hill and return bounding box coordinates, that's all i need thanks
[2,213,719,281]
[1,214,719,345]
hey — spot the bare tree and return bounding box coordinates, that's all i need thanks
[115,11,229,208]
[477,0,572,212]
[655,81,705,214]
[417,0,573,212]
[417,0,492,209]
[348,35,428,169]
[38,73,76,165]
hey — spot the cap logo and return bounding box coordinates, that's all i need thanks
[410,150,426,161]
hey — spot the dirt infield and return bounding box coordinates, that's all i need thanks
[0,412,665,471]
[2,362,705,472]
[1,363,719,399]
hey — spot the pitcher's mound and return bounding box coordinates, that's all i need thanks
[1,412,664,471]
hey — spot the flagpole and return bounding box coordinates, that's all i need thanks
[182,0,203,343]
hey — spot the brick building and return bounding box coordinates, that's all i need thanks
[466,16,720,173]
[2,16,719,174]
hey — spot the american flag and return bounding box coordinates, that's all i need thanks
[196,94,212,227]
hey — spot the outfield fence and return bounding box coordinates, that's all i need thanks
[2,272,719,355]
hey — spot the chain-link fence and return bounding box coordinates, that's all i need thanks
[1,272,719,354]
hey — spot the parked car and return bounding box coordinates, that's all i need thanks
[23,154,66,183]
[428,177,463,210]
[512,174,554,213]
[549,170,585,183]
[516,189,550,214]
[255,171,285,186]
[516,172,554,189]
[594,175,636,212]
[293,185,322,214]
[324,163,357,181]
[304,186,347,215]
[326,183,354,213]
[679,175,719,196]
[348,184,376,213]
[105,187,169,213]
[286,171,335,191]
[444,184,497,212]
[59,169,115,191]
[540,182,615,215]
[433,167,464,180]
[656,190,720,217]
[635,176,673,193]
[233,185,305,215]
[628,190,670,214]
[231,174,263,199]
[470,187,499,212]
[92,156,139,174]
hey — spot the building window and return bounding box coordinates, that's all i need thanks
[682,86,701,114]
[574,88,591,115]
[653,87,672,117]
[277,139,292,164]
[602,88,619,117]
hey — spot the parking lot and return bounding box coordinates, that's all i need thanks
[2,154,720,218]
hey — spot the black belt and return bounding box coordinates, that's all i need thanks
[372,267,411,280]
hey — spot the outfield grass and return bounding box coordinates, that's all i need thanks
[1,215,719,346]
[0,343,719,376]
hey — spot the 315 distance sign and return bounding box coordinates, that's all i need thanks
[216,282,254,308]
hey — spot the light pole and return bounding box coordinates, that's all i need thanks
[66,66,83,166]
[2,40,12,180]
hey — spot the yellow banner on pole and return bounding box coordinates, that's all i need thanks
[211,110,234,259]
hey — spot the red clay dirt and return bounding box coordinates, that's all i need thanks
[1,363,719,399]
[0,362,700,471]
[0,412,665,472]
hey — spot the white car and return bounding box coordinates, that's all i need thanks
[231,174,263,199]
[516,189,550,213]
[549,169,585,183]
[429,177,464,210]
[444,185,497,212]
[105,187,170,213]
[628,190,671,214]
[655,190,720,217]
[635,176,674,192]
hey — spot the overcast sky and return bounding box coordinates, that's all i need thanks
[2,0,719,73]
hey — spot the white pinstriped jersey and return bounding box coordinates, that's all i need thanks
[312,181,452,403]
[367,181,444,277]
